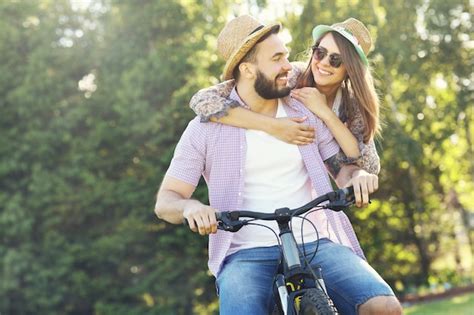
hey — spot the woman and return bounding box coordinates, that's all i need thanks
[189,18,381,175]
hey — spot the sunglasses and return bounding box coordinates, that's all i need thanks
[312,46,343,68]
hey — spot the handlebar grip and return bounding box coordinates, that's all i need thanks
[183,212,222,226]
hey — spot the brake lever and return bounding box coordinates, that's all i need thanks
[326,193,371,211]
[217,211,247,232]
[217,220,246,232]
[325,187,357,211]
[325,200,353,211]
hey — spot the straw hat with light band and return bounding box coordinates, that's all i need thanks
[312,18,373,66]
[217,15,281,80]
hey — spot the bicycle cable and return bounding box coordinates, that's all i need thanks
[291,214,319,264]
[245,220,283,260]
[290,210,332,299]
[299,206,326,264]
[289,207,315,258]
[299,206,335,296]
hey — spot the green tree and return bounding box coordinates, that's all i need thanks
[0,0,228,313]
[1,0,472,314]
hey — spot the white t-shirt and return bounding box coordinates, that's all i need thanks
[228,101,330,255]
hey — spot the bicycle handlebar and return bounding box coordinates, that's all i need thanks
[216,187,355,232]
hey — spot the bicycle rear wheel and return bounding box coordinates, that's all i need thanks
[299,288,335,315]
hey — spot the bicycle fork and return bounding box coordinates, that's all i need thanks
[275,268,331,315]
[275,274,289,315]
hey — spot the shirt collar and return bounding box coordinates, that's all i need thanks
[229,87,250,109]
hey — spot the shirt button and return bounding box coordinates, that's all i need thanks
[238,192,242,196]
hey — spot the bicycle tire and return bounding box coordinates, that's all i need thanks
[299,288,335,315]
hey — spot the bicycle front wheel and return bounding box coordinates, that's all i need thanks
[299,288,335,315]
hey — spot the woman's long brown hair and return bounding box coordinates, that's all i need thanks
[296,31,380,143]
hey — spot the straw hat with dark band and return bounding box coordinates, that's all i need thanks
[312,18,373,66]
[217,15,281,80]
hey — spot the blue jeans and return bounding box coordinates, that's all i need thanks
[216,239,394,315]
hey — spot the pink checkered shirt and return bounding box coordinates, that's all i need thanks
[166,89,364,277]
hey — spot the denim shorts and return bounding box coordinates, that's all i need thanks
[216,239,394,315]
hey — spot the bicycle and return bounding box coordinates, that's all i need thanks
[215,186,357,315]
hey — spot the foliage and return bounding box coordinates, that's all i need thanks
[0,0,472,313]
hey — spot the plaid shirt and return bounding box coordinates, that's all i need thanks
[167,88,364,276]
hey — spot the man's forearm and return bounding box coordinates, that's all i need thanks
[155,189,202,224]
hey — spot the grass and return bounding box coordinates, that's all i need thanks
[403,292,474,315]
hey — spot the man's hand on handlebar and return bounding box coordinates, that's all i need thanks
[347,169,378,207]
[183,201,218,235]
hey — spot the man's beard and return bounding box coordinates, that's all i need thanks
[254,70,292,99]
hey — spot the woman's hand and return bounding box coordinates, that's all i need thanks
[267,116,315,145]
[291,87,332,121]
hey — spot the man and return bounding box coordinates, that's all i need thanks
[155,15,402,315]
